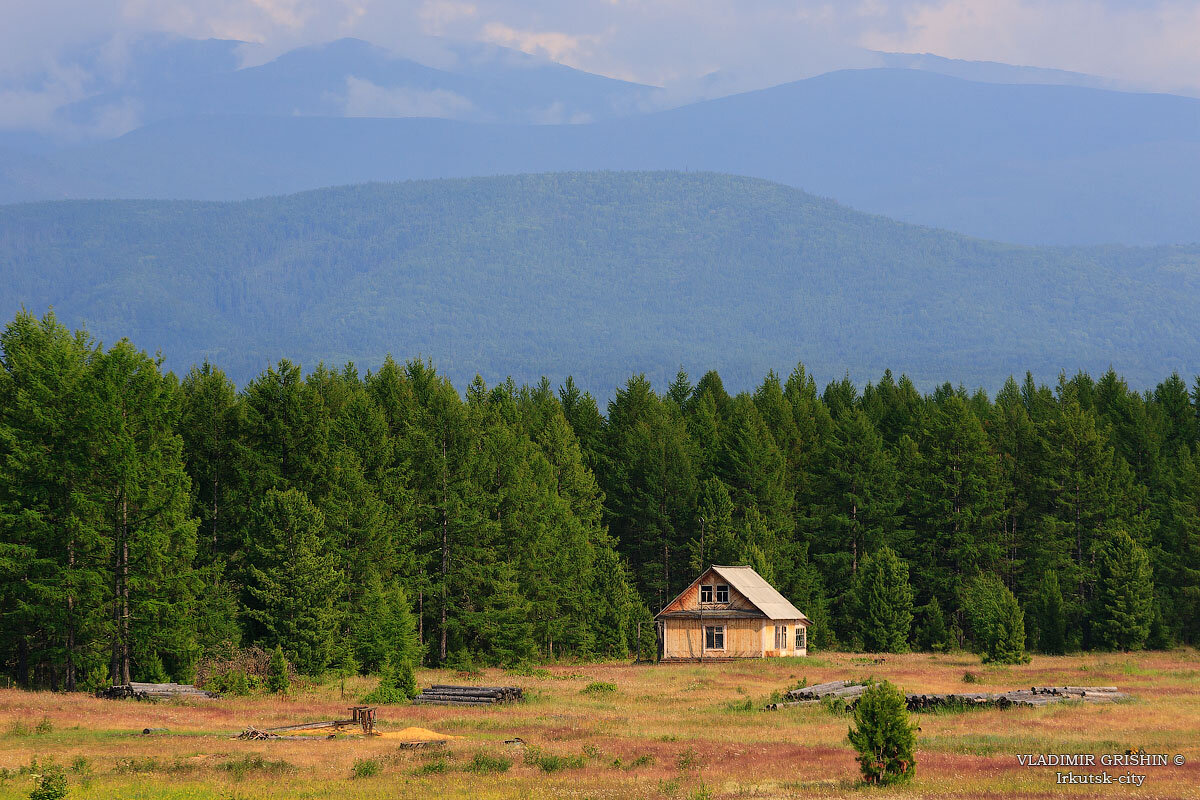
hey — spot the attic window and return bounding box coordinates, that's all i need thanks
[715,584,729,603]
[700,585,713,603]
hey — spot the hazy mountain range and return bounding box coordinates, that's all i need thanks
[4,172,1198,393]
[1,36,1197,245]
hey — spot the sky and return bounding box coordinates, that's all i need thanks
[3,0,1200,129]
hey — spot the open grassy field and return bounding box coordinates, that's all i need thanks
[1,650,1198,799]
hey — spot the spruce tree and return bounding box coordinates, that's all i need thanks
[850,547,914,653]
[962,574,1027,663]
[0,311,107,689]
[1033,571,1067,654]
[1094,530,1154,650]
[245,489,344,674]
[813,407,901,637]
[905,395,1004,616]
[918,597,950,652]
[847,681,918,785]
[268,645,290,693]
[91,340,199,684]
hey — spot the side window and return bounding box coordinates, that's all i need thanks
[700,585,713,603]
[796,627,806,650]
[704,625,725,649]
[715,584,729,603]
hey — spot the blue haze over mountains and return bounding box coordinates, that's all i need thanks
[3,37,1200,394]
[2,35,1199,246]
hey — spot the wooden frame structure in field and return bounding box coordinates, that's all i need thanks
[654,565,810,661]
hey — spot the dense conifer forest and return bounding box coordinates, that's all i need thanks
[2,309,1198,689]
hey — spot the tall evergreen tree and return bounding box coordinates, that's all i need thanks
[245,488,343,674]
[1094,530,1155,651]
[850,547,914,653]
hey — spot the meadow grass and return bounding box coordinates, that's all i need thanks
[0,650,1197,798]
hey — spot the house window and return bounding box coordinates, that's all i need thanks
[715,584,729,603]
[700,584,713,603]
[774,625,788,649]
[704,625,725,650]
[795,627,806,650]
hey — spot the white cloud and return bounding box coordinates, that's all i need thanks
[859,1,1200,94]
[481,22,593,63]
[2,0,1199,137]
[341,75,475,118]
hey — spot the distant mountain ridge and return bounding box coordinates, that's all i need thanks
[3,172,1198,393]
[3,35,1200,245]
[5,67,1198,245]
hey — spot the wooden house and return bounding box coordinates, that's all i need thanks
[655,565,809,661]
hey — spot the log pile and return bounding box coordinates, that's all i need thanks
[99,682,219,700]
[764,680,1127,712]
[412,685,524,706]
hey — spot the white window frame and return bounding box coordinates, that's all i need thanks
[795,626,806,650]
[774,624,789,650]
[700,584,714,603]
[715,584,729,603]
[704,625,725,651]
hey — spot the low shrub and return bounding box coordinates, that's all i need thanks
[27,762,67,800]
[523,746,585,773]
[412,759,447,776]
[351,758,380,778]
[580,681,616,696]
[466,752,511,774]
[627,753,656,770]
[217,755,293,780]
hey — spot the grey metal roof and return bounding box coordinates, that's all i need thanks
[710,565,809,622]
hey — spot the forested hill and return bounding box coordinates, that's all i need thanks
[3,171,1200,392]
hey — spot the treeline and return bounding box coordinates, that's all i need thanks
[2,309,1199,689]
[0,312,644,690]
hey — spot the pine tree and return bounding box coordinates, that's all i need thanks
[850,547,914,653]
[1094,530,1154,651]
[962,574,1027,664]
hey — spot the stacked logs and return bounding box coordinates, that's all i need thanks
[904,686,1127,712]
[413,685,524,706]
[99,682,219,700]
[764,681,1127,712]
[764,680,867,710]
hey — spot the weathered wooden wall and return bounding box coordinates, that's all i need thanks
[660,569,757,614]
[762,620,807,657]
[662,618,764,659]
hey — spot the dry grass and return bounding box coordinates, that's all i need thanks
[1,650,1197,799]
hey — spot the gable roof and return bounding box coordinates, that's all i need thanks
[655,565,809,622]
